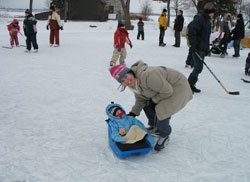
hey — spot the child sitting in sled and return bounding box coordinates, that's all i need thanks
[7,19,20,47]
[106,103,154,151]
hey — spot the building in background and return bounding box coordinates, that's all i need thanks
[36,0,124,21]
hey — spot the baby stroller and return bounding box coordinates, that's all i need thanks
[210,31,225,56]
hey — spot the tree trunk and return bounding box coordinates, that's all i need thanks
[64,0,68,22]
[29,0,33,13]
[191,0,198,13]
[119,0,134,30]
[167,0,170,27]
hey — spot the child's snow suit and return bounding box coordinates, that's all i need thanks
[47,11,62,45]
[106,103,154,145]
[8,19,20,46]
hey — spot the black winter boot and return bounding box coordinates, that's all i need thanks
[188,74,201,93]
[154,136,169,151]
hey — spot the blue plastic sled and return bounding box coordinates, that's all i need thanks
[106,121,153,159]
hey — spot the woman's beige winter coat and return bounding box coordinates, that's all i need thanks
[130,61,192,120]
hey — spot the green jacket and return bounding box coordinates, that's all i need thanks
[130,61,192,120]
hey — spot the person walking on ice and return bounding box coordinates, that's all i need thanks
[23,9,39,52]
[187,2,215,93]
[47,5,63,47]
[110,21,133,67]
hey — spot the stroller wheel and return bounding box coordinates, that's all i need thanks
[220,53,225,58]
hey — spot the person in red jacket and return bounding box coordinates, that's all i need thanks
[47,5,63,47]
[110,21,132,67]
[7,19,20,47]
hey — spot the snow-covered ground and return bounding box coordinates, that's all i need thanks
[0,13,250,182]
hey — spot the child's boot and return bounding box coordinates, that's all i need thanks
[110,60,116,67]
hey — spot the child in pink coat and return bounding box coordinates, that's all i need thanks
[8,19,20,47]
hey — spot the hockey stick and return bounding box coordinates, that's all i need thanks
[195,52,240,95]
[241,78,250,83]
[19,32,26,42]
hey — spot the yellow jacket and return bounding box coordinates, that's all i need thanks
[158,13,167,30]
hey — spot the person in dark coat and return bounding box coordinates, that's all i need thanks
[245,52,250,76]
[187,2,215,93]
[137,17,144,40]
[230,14,245,58]
[173,10,184,47]
[23,9,39,52]
[220,13,232,57]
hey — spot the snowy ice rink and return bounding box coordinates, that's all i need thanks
[0,14,250,182]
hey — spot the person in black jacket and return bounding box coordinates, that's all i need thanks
[137,17,144,40]
[230,14,245,58]
[187,2,215,93]
[23,9,39,52]
[220,13,232,57]
[173,10,184,47]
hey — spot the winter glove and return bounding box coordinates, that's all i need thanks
[127,112,136,117]
[60,26,63,30]
[129,43,133,48]
[117,46,121,52]
[46,25,49,30]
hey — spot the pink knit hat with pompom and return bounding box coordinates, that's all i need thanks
[110,64,131,83]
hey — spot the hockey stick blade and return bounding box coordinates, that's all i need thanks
[241,78,250,83]
[229,91,240,95]
[2,46,13,49]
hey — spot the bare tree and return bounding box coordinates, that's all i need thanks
[119,0,133,30]
[167,0,170,27]
[171,0,189,15]
[141,0,152,18]
[29,0,33,13]
[64,0,68,22]
[191,0,198,12]
[242,2,250,27]
[159,0,170,27]
[237,0,243,13]
[45,0,51,9]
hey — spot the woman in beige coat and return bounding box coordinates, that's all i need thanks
[110,61,192,151]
